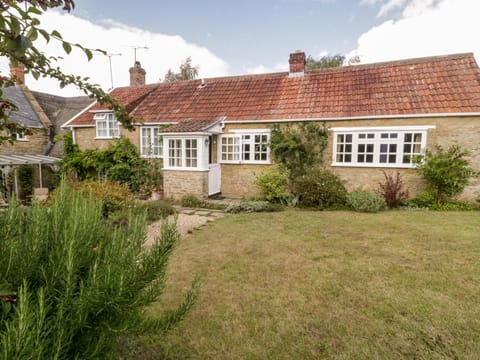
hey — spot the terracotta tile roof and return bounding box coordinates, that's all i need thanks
[68,53,480,130]
[68,84,158,126]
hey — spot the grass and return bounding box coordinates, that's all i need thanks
[133,210,480,359]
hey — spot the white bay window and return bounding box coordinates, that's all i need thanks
[163,136,207,170]
[332,126,435,168]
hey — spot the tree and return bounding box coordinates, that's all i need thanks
[305,54,360,71]
[415,144,478,204]
[163,57,199,82]
[0,0,134,144]
[0,181,199,358]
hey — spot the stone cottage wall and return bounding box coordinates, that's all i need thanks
[73,127,140,151]
[223,116,480,200]
[163,170,208,200]
[0,129,49,154]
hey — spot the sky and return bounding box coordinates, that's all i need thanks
[0,0,478,96]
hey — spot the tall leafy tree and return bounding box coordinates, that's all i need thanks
[0,0,134,144]
[163,57,199,82]
[305,54,360,71]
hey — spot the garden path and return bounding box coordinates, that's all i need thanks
[145,207,225,246]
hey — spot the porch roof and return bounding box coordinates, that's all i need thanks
[0,154,61,166]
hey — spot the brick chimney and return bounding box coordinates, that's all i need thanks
[10,63,25,85]
[289,50,306,77]
[129,61,146,86]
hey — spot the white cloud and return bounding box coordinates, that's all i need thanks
[378,0,408,17]
[350,0,480,65]
[0,12,229,96]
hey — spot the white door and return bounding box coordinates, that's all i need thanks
[208,163,221,195]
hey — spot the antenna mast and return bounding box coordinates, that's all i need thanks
[106,53,122,89]
[132,46,149,63]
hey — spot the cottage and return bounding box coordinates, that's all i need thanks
[0,64,92,200]
[63,52,480,200]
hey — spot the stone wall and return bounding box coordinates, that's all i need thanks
[220,163,269,198]
[163,170,208,200]
[0,129,49,154]
[223,116,480,200]
[74,127,139,151]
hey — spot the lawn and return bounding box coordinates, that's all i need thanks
[134,210,480,359]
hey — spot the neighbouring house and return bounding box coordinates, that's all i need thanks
[0,63,92,200]
[63,52,480,201]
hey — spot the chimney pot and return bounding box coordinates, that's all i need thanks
[10,63,25,85]
[129,61,146,86]
[289,51,306,77]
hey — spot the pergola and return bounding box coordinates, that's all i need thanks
[0,154,61,200]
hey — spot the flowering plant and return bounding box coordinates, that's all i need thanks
[138,184,163,198]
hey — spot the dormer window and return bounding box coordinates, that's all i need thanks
[94,112,119,138]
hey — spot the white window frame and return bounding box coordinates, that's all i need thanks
[331,126,435,168]
[94,112,120,139]
[140,126,163,158]
[163,136,207,171]
[219,130,270,164]
[11,131,28,141]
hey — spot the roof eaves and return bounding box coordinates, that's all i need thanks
[62,99,97,128]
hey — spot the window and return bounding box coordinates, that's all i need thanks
[95,112,119,138]
[11,131,27,141]
[220,131,270,164]
[185,139,198,167]
[141,127,163,157]
[168,139,182,167]
[332,126,434,168]
[166,138,201,169]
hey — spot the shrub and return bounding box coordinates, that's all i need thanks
[254,164,290,202]
[293,168,347,209]
[180,194,226,210]
[225,200,283,214]
[181,194,204,208]
[406,192,479,211]
[347,191,387,213]
[377,171,409,208]
[69,179,135,217]
[415,145,478,204]
[0,181,198,359]
[270,123,329,179]
[110,201,175,227]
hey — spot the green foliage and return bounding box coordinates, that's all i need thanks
[17,165,34,201]
[270,122,329,179]
[254,164,290,202]
[406,192,479,211]
[0,181,199,359]
[1,1,135,145]
[347,191,387,213]
[306,54,345,70]
[377,171,409,208]
[110,201,175,227]
[415,145,478,204]
[60,138,151,193]
[225,200,283,214]
[179,195,226,210]
[180,194,204,208]
[293,168,347,209]
[164,57,199,82]
[69,179,135,217]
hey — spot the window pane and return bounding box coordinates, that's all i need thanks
[404,133,412,142]
[414,133,422,142]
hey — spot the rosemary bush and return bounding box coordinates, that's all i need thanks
[0,181,198,359]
